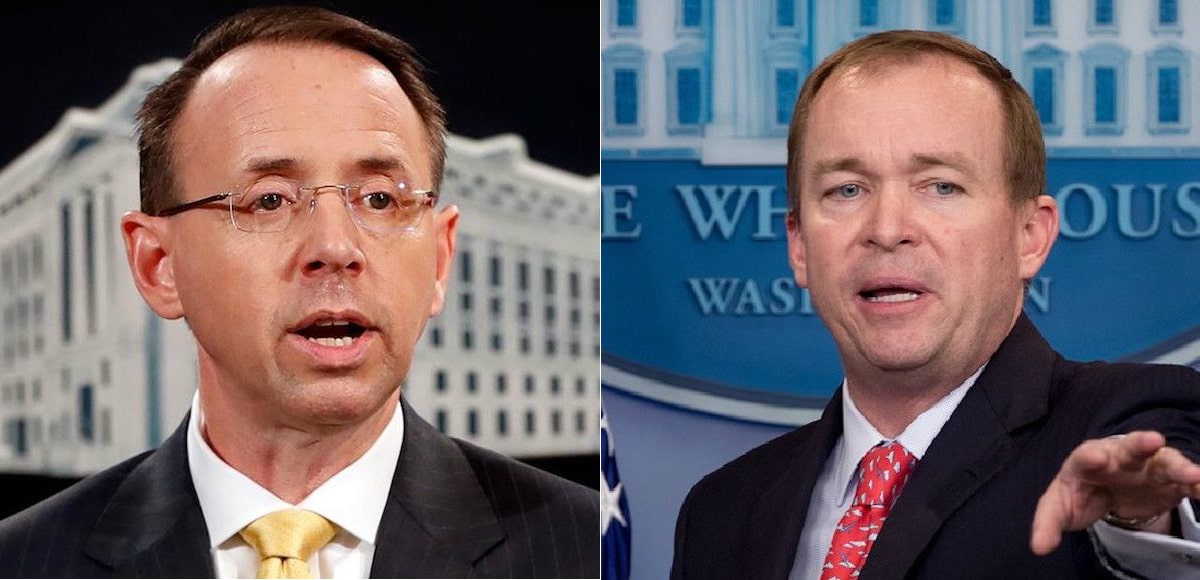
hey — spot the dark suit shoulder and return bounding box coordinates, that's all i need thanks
[689,419,825,500]
[0,448,154,576]
[452,438,599,577]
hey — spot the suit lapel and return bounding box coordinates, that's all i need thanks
[84,417,215,578]
[747,395,844,579]
[861,314,1057,579]
[369,399,504,578]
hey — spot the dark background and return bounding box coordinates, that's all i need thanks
[0,1,597,517]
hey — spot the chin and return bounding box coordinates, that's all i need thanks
[284,379,398,426]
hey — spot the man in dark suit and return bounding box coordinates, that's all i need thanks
[672,30,1200,579]
[0,7,597,578]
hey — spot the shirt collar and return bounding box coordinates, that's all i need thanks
[833,364,985,507]
[186,391,404,549]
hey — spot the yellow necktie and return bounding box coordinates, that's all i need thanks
[239,509,338,579]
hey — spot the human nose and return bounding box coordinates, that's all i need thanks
[862,183,916,251]
[297,187,365,277]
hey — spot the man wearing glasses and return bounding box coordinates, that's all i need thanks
[0,7,597,579]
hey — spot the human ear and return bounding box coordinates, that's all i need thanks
[428,205,460,317]
[1018,195,1059,280]
[787,210,810,287]
[121,212,184,320]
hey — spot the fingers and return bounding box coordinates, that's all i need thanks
[1148,446,1200,494]
[1072,431,1167,483]
[1030,483,1069,555]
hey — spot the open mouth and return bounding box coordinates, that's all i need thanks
[860,287,923,304]
[294,319,368,347]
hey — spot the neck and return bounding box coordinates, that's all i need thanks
[845,368,972,438]
[197,377,395,505]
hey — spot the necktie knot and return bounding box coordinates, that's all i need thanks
[852,441,918,508]
[239,509,338,579]
[821,441,919,580]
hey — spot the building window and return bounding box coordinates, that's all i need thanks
[459,250,472,283]
[1147,46,1191,134]
[460,293,472,312]
[859,0,879,27]
[78,384,94,442]
[1158,0,1178,27]
[489,256,501,287]
[1088,0,1116,32]
[525,374,535,394]
[435,370,447,393]
[1028,0,1054,33]
[462,330,473,350]
[436,409,447,433]
[497,411,508,436]
[576,410,587,434]
[525,410,536,434]
[1083,44,1128,135]
[1158,67,1181,123]
[775,68,800,126]
[467,409,478,436]
[613,0,637,31]
[1094,67,1117,123]
[518,261,529,291]
[677,0,704,34]
[61,203,72,343]
[604,45,646,137]
[466,372,477,394]
[1024,44,1066,136]
[490,333,502,351]
[1033,68,1056,125]
[551,410,562,434]
[430,326,441,347]
[85,195,96,336]
[543,266,556,295]
[615,69,639,125]
[929,0,963,32]
[677,67,702,125]
[666,43,707,135]
[776,0,796,28]
[551,376,561,395]
[496,373,507,394]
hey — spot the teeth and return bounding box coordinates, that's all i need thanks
[307,336,355,347]
[315,320,351,327]
[866,292,919,303]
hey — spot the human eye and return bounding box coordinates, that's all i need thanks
[356,181,402,212]
[238,182,297,213]
[929,181,964,196]
[827,183,863,199]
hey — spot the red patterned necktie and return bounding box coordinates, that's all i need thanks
[820,441,918,580]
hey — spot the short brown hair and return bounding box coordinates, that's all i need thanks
[137,6,446,214]
[786,30,1045,212]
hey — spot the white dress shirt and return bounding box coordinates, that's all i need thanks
[186,392,404,579]
[788,368,1200,580]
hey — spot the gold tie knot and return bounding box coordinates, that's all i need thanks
[239,509,338,579]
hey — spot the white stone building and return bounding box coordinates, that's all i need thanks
[602,0,1199,164]
[0,60,599,476]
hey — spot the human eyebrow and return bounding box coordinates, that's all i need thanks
[909,152,974,174]
[242,156,301,175]
[354,156,409,176]
[809,157,870,179]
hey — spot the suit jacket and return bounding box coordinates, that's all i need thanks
[672,314,1200,579]
[0,399,599,578]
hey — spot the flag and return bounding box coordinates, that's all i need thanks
[602,406,632,580]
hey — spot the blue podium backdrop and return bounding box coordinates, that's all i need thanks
[602,1,1200,578]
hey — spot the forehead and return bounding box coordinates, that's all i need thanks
[802,55,1004,170]
[174,42,430,183]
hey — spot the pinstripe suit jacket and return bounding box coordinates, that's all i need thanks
[0,399,599,578]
